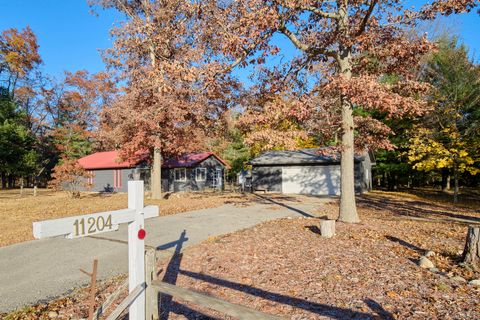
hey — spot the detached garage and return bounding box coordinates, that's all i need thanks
[249,148,374,195]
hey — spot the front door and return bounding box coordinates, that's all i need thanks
[212,168,222,189]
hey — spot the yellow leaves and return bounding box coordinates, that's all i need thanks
[467,166,480,176]
[407,125,478,174]
[436,158,449,169]
[458,150,468,158]
[296,136,318,149]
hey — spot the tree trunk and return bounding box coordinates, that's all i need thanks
[453,161,459,203]
[151,147,162,199]
[337,4,359,223]
[441,169,449,192]
[462,226,480,267]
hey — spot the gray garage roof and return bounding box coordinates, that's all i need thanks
[249,148,365,166]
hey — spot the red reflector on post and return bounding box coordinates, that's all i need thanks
[138,229,146,240]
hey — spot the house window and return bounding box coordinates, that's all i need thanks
[174,168,186,181]
[196,168,206,181]
[113,169,122,189]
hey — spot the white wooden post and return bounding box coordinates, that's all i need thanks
[32,181,158,320]
[128,181,145,320]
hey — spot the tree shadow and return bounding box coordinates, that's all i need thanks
[385,236,425,254]
[305,225,322,235]
[399,187,480,210]
[156,233,394,319]
[253,194,315,217]
[357,195,480,225]
[158,230,216,320]
[364,299,395,320]
[156,223,393,319]
[177,269,388,319]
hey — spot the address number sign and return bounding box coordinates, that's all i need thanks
[73,214,114,237]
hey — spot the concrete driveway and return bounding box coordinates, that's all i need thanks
[0,196,324,312]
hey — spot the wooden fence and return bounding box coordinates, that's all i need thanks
[101,248,284,320]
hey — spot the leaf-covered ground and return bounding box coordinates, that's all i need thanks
[157,192,480,319]
[2,191,479,319]
[0,189,250,247]
[0,274,130,320]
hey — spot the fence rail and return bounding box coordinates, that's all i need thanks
[105,282,146,320]
[151,280,285,320]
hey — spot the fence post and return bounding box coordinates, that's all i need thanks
[145,247,159,320]
[128,181,145,320]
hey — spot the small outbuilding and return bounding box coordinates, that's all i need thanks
[77,151,228,193]
[249,148,374,195]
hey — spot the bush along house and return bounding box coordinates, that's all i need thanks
[77,151,228,193]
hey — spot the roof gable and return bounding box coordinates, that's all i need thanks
[162,152,229,168]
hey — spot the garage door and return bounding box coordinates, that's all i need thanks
[281,166,340,195]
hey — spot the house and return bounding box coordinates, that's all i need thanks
[77,151,149,192]
[162,152,228,192]
[249,148,374,195]
[77,151,228,193]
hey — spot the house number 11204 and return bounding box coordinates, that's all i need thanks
[73,215,113,237]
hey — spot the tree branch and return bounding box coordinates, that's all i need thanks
[356,0,378,36]
[274,0,340,20]
[300,5,340,20]
[278,25,336,59]
[278,25,309,51]
[220,30,275,74]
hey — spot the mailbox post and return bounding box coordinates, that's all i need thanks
[32,181,157,320]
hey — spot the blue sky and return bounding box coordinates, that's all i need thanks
[0,0,478,82]
[0,1,120,77]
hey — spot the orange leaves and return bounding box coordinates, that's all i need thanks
[237,92,314,154]
[420,0,479,19]
[0,26,41,77]
[386,290,399,298]
[324,75,430,118]
[49,157,92,196]
[91,0,239,160]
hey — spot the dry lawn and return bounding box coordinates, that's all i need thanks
[396,187,480,210]
[2,191,480,320]
[0,188,250,247]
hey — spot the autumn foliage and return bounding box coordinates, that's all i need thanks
[49,157,92,198]
[0,26,41,78]
[195,0,478,222]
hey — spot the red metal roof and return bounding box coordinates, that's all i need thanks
[78,151,229,170]
[78,151,147,170]
[162,152,229,168]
